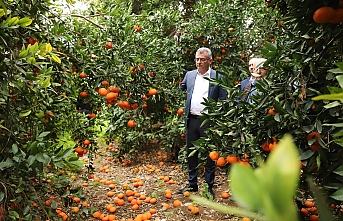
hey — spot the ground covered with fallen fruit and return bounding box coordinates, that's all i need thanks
[72,142,241,221]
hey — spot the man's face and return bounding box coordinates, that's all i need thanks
[249,61,255,73]
[195,52,212,71]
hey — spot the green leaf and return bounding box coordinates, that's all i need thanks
[230,164,262,211]
[46,43,52,53]
[38,131,50,138]
[28,42,39,54]
[328,68,343,74]
[39,77,51,88]
[36,153,46,163]
[28,57,36,64]
[266,51,276,57]
[0,192,3,202]
[208,0,218,4]
[323,123,343,127]
[323,101,341,109]
[312,93,343,101]
[327,86,343,94]
[335,62,343,71]
[265,42,277,51]
[330,187,343,201]
[0,9,5,18]
[51,54,61,63]
[337,75,343,89]
[261,48,269,56]
[7,16,19,26]
[18,49,28,59]
[19,110,31,117]
[27,155,35,166]
[12,144,18,155]
[300,150,315,160]
[18,17,32,27]
[333,165,343,176]
[264,134,300,219]
[8,210,19,218]
[0,158,13,169]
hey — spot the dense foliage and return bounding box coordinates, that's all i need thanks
[1,0,343,219]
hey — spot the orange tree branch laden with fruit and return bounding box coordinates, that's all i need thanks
[1,0,343,220]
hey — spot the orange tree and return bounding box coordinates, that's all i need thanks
[199,0,343,217]
[0,0,102,219]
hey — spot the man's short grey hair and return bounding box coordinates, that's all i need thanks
[196,47,212,59]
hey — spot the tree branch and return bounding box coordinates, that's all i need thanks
[61,14,105,30]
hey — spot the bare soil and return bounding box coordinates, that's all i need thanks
[79,144,241,221]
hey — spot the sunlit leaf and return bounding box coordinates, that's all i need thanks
[51,54,61,63]
[312,93,343,101]
[18,17,32,27]
[46,43,52,53]
[230,164,262,211]
[19,110,31,117]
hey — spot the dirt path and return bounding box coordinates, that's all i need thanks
[79,144,241,221]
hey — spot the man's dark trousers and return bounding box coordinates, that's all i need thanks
[186,114,216,188]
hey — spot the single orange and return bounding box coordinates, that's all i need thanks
[216,157,226,167]
[209,151,219,161]
[173,200,181,207]
[127,120,136,128]
[221,192,230,199]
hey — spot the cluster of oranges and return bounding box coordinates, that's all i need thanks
[313,5,343,24]
[261,137,278,152]
[300,200,320,221]
[209,151,250,167]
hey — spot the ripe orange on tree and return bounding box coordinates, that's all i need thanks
[147,88,157,96]
[83,139,91,145]
[330,9,343,23]
[79,72,87,78]
[267,107,277,115]
[101,80,109,86]
[133,25,142,32]
[79,91,88,98]
[209,151,219,161]
[313,6,336,24]
[106,92,118,101]
[226,155,238,164]
[75,146,83,154]
[177,108,184,115]
[127,119,136,128]
[216,157,226,167]
[108,86,121,93]
[98,88,108,97]
[105,42,112,50]
[304,200,315,208]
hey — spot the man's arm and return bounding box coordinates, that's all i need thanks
[179,72,188,91]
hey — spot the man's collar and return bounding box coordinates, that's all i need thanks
[197,68,211,77]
